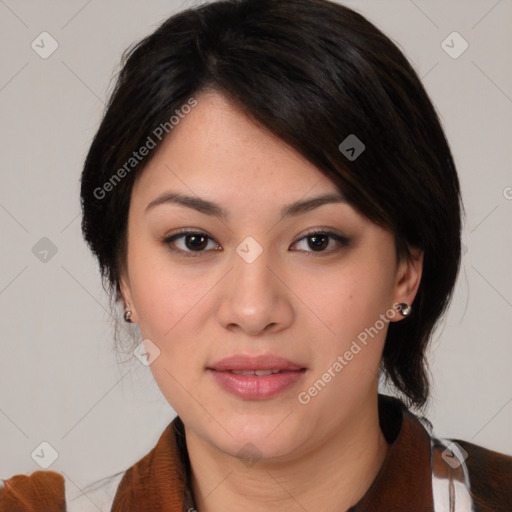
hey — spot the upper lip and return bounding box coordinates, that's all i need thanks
[208,354,305,371]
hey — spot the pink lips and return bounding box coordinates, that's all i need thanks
[207,354,307,400]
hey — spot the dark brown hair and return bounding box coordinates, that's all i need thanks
[80,0,462,408]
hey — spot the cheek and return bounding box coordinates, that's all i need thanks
[129,257,210,409]
[295,272,391,420]
[298,258,394,338]
[127,244,207,338]
[126,246,221,399]
[293,254,396,390]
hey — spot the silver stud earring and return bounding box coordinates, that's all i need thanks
[397,303,412,317]
[124,304,133,323]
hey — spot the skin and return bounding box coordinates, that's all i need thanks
[120,91,423,512]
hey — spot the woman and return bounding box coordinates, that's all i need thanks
[1,0,511,510]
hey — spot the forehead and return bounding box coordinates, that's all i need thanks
[130,91,342,210]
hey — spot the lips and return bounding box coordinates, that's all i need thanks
[208,354,305,372]
[207,354,307,400]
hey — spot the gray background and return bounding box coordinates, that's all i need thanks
[1,0,511,488]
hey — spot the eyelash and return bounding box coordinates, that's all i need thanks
[162,229,350,258]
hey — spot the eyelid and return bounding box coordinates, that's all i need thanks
[294,226,349,243]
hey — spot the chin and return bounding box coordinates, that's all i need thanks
[210,414,305,461]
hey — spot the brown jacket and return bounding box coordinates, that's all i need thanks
[1,395,511,511]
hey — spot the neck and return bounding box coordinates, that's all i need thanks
[186,393,389,512]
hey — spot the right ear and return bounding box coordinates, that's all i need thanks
[119,272,138,323]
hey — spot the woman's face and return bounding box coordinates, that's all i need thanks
[120,91,422,462]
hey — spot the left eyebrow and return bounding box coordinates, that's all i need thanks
[280,193,347,219]
[144,191,346,220]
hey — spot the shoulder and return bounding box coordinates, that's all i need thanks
[388,396,512,512]
[429,434,512,512]
[0,470,66,510]
[0,419,180,511]
[455,438,512,511]
[1,469,126,512]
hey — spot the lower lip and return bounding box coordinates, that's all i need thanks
[208,369,306,400]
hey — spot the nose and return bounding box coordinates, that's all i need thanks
[216,243,294,337]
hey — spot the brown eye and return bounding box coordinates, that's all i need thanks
[307,233,329,251]
[291,230,349,255]
[183,233,208,251]
[164,231,220,256]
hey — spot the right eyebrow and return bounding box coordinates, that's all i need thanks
[145,192,227,218]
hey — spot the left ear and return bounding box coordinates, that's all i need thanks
[390,247,423,322]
